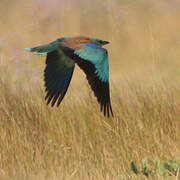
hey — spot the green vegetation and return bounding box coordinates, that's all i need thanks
[131,159,180,178]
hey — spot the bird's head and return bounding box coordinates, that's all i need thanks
[90,38,109,46]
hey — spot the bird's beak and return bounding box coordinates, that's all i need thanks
[102,41,109,45]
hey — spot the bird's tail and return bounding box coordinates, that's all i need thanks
[24,41,59,55]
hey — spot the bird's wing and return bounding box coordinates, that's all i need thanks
[44,49,75,107]
[62,43,113,117]
[25,42,75,107]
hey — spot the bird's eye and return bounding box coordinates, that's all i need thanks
[99,40,109,45]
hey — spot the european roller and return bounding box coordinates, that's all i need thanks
[25,36,113,117]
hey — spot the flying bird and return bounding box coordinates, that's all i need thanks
[25,36,113,117]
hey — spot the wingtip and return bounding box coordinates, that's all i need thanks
[109,104,114,117]
[101,103,114,118]
[106,105,114,118]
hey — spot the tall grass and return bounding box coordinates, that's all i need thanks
[0,0,180,179]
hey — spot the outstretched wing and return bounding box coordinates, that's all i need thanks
[62,43,113,117]
[44,49,75,107]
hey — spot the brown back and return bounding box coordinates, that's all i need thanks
[60,36,91,50]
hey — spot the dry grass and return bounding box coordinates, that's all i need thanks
[0,0,180,179]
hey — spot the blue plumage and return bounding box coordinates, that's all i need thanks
[24,36,113,117]
[74,43,109,82]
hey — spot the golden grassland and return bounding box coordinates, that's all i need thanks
[0,0,180,179]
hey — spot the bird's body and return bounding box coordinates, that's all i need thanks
[25,36,113,117]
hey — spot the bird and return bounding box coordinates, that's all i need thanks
[24,36,113,117]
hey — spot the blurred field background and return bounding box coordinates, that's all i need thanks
[0,0,180,179]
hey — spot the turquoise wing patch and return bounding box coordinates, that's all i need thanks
[74,43,109,82]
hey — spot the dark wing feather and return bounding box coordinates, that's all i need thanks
[62,47,113,117]
[44,50,75,107]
